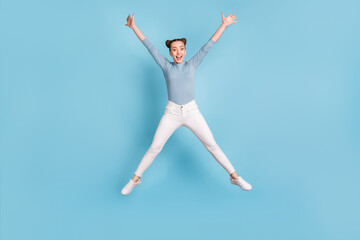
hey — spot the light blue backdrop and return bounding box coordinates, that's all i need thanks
[1,0,359,239]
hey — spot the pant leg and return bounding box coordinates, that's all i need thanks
[184,110,236,175]
[134,112,182,177]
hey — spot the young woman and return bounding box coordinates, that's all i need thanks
[122,12,252,195]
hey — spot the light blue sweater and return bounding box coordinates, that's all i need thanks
[141,37,216,105]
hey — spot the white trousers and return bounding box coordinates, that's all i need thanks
[134,99,236,178]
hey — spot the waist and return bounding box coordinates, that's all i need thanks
[166,99,198,111]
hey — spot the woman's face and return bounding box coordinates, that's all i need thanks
[169,41,186,64]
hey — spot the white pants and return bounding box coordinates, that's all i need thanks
[134,99,236,178]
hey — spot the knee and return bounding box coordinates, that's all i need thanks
[205,142,219,152]
[148,143,164,154]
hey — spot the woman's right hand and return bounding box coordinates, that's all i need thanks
[125,13,136,29]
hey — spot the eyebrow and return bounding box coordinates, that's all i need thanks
[172,46,184,49]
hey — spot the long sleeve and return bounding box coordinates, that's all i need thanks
[188,38,216,69]
[141,37,169,70]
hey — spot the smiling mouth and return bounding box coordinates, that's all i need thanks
[176,56,182,60]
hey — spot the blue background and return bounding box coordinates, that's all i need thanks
[1,0,359,239]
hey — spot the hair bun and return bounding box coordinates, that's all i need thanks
[165,40,172,48]
[165,38,187,50]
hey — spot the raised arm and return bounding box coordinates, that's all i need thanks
[210,13,237,42]
[125,13,169,70]
[188,38,216,69]
[188,13,237,69]
[125,13,145,41]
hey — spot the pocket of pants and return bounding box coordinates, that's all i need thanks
[164,106,175,115]
[189,105,199,113]
[164,109,180,120]
[165,105,174,111]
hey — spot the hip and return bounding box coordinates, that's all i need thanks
[164,99,200,119]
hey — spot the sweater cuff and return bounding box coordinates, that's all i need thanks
[208,38,216,47]
[141,37,150,46]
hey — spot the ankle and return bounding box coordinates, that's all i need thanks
[132,177,140,183]
[230,173,239,180]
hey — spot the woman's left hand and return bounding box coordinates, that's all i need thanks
[221,13,237,27]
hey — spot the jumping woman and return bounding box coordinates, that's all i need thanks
[122,12,252,195]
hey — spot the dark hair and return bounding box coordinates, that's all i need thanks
[165,38,187,50]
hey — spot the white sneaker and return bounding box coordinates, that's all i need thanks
[230,176,252,191]
[121,179,141,196]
